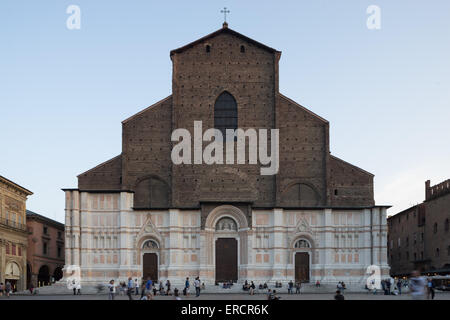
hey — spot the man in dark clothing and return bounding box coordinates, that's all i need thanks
[288,281,293,294]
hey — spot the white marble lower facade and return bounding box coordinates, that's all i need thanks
[63,190,390,286]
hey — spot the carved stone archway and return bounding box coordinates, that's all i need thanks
[205,205,248,231]
[202,205,250,282]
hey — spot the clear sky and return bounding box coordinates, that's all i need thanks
[1,0,449,223]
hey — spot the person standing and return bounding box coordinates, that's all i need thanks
[409,270,426,300]
[427,278,435,300]
[288,280,293,294]
[134,279,139,296]
[266,289,272,300]
[108,280,116,300]
[185,277,190,296]
[194,277,201,297]
[166,279,171,295]
[72,279,77,295]
[0,283,3,296]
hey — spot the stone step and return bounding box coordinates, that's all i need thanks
[17,283,375,295]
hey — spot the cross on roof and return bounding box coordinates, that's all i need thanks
[221,7,230,23]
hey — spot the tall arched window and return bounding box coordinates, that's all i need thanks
[214,91,237,140]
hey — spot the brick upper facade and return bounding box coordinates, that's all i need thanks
[77,24,374,211]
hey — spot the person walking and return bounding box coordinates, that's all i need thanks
[295,282,301,294]
[145,278,153,296]
[194,277,201,297]
[108,280,116,300]
[409,270,426,300]
[5,281,11,297]
[126,277,134,300]
[140,281,146,299]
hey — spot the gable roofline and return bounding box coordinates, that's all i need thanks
[330,154,374,177]
[0,175,33,196]
[278,93,329,124]
[122,95,172,124]
[170,25,281,57]
[77,154,122,178]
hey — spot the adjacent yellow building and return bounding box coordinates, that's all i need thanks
[0,175,32,292]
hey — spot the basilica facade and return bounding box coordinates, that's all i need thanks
[63,23,389,287]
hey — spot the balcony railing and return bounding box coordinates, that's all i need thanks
[0,218,26,231]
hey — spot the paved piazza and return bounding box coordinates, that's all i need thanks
[2,292,450,300]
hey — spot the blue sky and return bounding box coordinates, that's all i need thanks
[1,0,449,223]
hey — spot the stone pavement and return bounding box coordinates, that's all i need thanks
[2,292,450,300]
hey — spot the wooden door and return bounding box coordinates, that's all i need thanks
[295,252,310,283]
[142,253,158,282]
[215,238,238,282]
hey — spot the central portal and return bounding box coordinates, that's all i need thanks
[295,252,310,283]
[142,253,158,282]
[215,238,238,282]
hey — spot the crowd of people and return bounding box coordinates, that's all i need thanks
[106,276,204,300]
[1,269,439,300]
[241,280,304,295]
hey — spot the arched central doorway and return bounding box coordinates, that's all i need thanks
[215,217,238,283]
[294,239,311,283]
[142,239,159,282]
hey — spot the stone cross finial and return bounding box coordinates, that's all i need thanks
[221,7,230,23]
